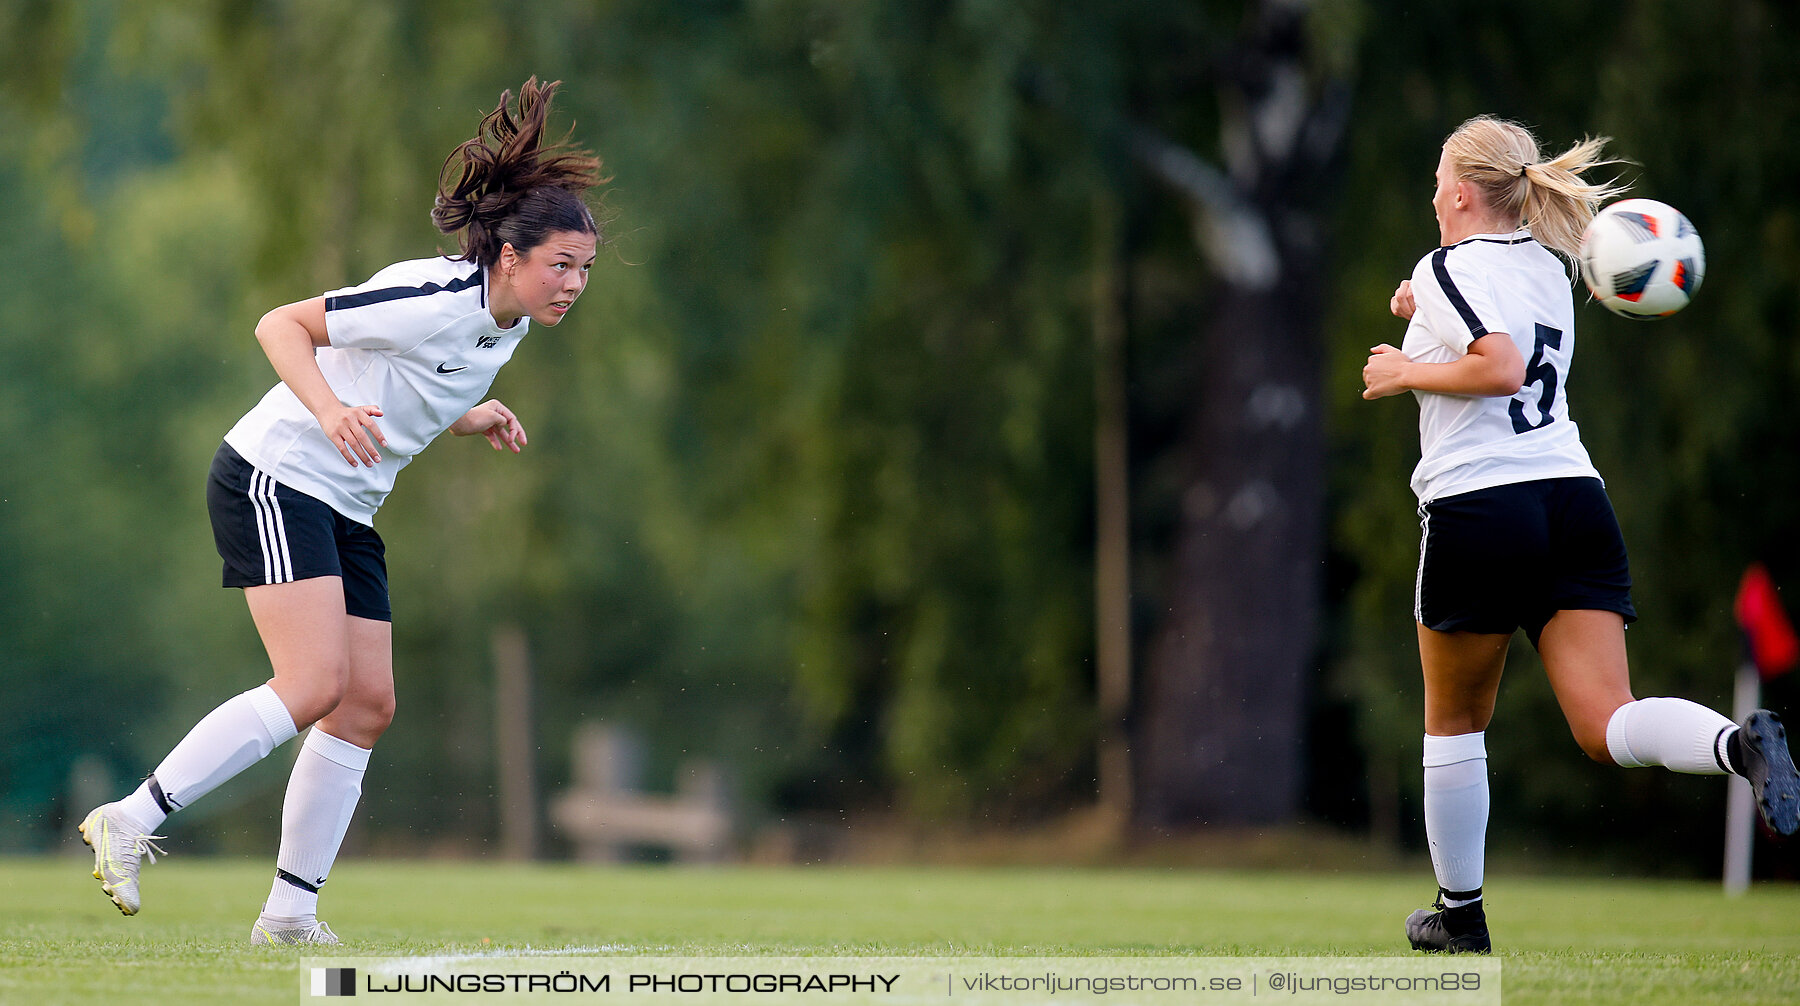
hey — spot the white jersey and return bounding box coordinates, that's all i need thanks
[1401,229,1600,502]
[225,256,527,524]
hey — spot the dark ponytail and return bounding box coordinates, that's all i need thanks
[432,77,607,268]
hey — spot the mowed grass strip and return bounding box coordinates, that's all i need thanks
[3,857,1797,1005]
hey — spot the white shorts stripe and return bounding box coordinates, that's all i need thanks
[249,471,275,583]
[267,475,294,581]
[1414,504,1430,624]
[249,469,294,584]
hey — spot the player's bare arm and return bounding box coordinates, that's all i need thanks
[450,399,528,453]
[254,297,387,467]
[1390,279,1417,320]
[1362,333,1524,401]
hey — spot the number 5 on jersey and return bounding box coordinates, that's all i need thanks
[1508,323,1563,434]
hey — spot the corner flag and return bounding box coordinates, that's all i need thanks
[1725,562,1796,895]
[1734,563,1798,681]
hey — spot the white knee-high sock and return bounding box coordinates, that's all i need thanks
[1605,697,1735,775]
[1423,732,1488,902]
[116,684,298,830]
[264,729,371,919]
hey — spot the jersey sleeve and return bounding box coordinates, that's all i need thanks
[1411,249,1507,356]
[323,260,479,352]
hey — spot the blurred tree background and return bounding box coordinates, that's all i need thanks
[2,0,1795,877]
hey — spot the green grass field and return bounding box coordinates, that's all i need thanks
[3,857,1797,1004]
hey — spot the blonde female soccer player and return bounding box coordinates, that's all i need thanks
[79,77,605,944]
[1363,115,1797,954]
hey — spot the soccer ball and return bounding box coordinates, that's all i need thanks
[1579,198,1705,319]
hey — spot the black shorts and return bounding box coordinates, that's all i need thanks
[207,442,391,622]
[1415,476,1636,647]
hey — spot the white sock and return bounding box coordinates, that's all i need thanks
[1604,697,1734,774]
[118,684,298,829]
[1423,732,1488,899]
[265,729,371,919]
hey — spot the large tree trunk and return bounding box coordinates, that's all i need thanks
[1127,0,1344,828]
[1136,276,1325,827]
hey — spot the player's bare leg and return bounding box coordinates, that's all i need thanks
[251,599,394,946]
[1542,609,1799,834]
[1408,626,1507,953]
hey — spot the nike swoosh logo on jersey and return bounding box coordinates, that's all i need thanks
[437,363,469,374]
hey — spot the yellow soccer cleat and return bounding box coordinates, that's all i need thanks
[78,803,167,916]
[251,914,341,946]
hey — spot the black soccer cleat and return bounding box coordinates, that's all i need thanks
[1739,709,1800,836]
[1405,892,1491,954]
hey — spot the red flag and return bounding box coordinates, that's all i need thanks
[1735,563,1799,680]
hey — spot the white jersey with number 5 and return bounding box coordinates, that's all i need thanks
[1400,229,1600,502]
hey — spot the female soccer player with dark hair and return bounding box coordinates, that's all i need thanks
[1362,114,1798,954]
[79,77,605,944]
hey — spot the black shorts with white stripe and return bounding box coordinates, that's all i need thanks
[1415,476,1635,648]
[207,442,390,621]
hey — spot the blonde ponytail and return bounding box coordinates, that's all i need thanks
[1443,116,1630,275]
